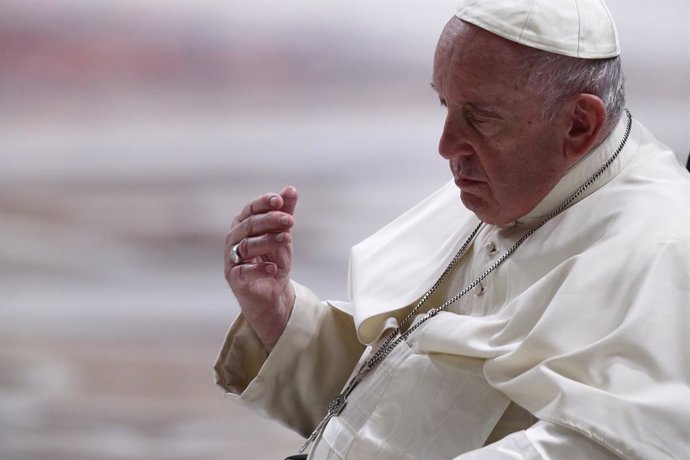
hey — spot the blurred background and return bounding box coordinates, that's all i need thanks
[1,0,688,459]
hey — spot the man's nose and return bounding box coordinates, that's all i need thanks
[438,121,474,160]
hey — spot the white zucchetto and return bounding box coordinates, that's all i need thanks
[456,0,621,58]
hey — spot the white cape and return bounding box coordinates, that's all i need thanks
[341,117,690,459]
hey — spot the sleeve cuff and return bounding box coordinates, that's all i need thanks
[213,280,325,396]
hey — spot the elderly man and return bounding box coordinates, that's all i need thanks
[215,1,690,458]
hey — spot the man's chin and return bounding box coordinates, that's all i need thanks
[459,190,486,216]
[459,191,506,225]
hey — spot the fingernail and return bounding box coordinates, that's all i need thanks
[280,216,290,225]
[276,233,285,242]
[265,264,276,274]
[269,196,279,207]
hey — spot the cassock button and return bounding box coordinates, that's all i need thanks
[483,241,499,257]
[473,282,485,296]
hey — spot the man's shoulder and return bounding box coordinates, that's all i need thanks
[585,122,689,243]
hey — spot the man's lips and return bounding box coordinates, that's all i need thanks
[454,175,484,189]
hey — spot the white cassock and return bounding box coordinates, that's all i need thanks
[215,114,690,459]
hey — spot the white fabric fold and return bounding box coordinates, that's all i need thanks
[344,115,690,459]
[350,114,637,343]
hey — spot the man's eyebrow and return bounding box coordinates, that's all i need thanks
[429,82,447,106]
[430,82,502,116]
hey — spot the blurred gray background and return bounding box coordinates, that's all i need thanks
[1,0,688,459]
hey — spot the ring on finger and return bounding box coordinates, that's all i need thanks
[229,243,245,265]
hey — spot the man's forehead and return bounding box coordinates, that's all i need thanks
[430,27,537,115]
[435,19,522,65]
[433,22,526,83]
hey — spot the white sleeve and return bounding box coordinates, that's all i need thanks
[453,420,620,459]
[213,281,365,437]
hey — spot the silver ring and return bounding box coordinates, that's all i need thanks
[229,243,245,265]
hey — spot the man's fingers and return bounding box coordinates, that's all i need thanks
[237,231,291,261]
[225,187,297,278]
[280,186,299,216]
[227,262,278,284]
[236,192,284,223]
[227,211,294,246]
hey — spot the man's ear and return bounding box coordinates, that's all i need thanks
[563,94,607,163]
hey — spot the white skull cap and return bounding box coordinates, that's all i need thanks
[455,0,621,58]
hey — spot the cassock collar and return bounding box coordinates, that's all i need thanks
[513,113,635,226]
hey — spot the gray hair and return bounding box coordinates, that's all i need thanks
[522,50,626,135]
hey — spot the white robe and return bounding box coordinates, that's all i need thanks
[215,115,690,459]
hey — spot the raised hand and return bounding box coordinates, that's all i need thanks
[224,186,298,351]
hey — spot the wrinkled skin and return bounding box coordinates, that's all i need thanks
[433,19,587,225]
[224,186,298,351]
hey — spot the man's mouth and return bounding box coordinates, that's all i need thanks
[454,175,484,189]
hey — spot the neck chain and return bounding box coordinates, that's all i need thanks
[297,109,632,455]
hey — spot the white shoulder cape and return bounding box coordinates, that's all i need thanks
[336,117,690,460]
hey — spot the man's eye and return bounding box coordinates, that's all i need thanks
[466,112,488,126]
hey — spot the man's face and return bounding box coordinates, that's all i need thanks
[432,19,570,225]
